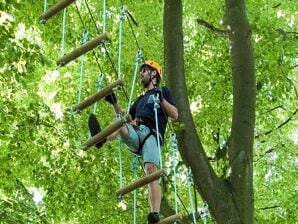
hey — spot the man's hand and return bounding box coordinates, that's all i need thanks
[105,92,117,105]
[154,87,164,102]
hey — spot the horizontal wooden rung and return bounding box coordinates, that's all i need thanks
[39,0,76,23]
[57,32,111,67]
[81,114,131,149]
[157,214,182,224]
[116,169,166,197]
[72,79,124,112]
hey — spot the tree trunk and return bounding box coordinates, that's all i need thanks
[163,0,255,223]
[225,0,256,223]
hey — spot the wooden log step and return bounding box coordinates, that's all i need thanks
[39,0,76,23]
[116,169,166,197]
[57,32,111,67]
[81,114,131,150]
[72,79,123,112]
[157,214,182,224]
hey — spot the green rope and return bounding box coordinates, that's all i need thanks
[60,8,67,57]
[153,96,163,169]
[77,29,88,104]
[117,5,126,80]
[118,139,123,190]
[132,155,138,224]
[170,133,179,214]
[43,0,47,13]
[92,73,105,114]
[102,0,106,32]
[126,50,142,113]
[187,169,197,224]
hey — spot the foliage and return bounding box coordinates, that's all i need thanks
[0,0,297,223]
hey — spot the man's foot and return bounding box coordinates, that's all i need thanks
[147,212,160,224]
[88,113,106,149]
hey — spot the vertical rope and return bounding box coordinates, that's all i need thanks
[60,8,67,57]
[102,0,106,32]
[117,139,124,195]
[77,29,88,104]
[187,169,197,224]
[126,50,142,113]
[170,133,179,214]
[92,73,105,114]
[132,155,138,224]
[153,96,163,169]
[117,5,126,80]
[43,0,47,12]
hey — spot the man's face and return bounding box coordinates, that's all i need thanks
[139,65,153,88]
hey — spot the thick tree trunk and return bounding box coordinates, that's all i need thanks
[163,1,240,224]
[225,0,256,223]
[163,0,255,223]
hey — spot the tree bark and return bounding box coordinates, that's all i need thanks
[163,0,255,223]
[163,1,239,223]
[225,0,256,223]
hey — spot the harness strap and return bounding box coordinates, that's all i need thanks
[136,131,153,155]
[136,127,163,155]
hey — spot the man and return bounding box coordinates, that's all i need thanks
[88,60,178,223]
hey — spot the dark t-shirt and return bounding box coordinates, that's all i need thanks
[129,87,176,138]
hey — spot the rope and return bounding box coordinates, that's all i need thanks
[84,0,118,77]
[118,139,123,190]
[74,1,104,76]
[153,96,163,169]
[77,29,88,104]
[102,0,106,32]
[60,8,67,57]
[132,155,138,224]
[187,169,197,224]
[170,133,179,214]
[92,73,105,114]
[117,5,126,80]
[126,50,142,113]
[43,0,47,13]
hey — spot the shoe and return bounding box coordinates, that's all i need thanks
[105,92,117,105]
[147,212,160,224]
[88,113,106,149]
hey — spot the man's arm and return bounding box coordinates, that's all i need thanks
[160,99,178,120]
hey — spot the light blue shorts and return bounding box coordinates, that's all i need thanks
[121,124,161,167]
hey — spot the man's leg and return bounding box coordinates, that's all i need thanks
[145,162,161,223]
[88,114,129,146]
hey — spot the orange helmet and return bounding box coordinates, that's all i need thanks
[141,60,162,78]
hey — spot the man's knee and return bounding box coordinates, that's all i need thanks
[145,162,158,175]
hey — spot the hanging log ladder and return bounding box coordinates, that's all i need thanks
[73,79,123,112]
[57,32,111,67]
[81,114,131,150]
[157,214,182,224]
[116,169,167,197]
[39,0,76,23]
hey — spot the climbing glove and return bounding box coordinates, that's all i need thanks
[154,87,164,102]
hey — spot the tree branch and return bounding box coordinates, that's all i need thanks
[197,19,228,37]
[256,108,298,138]
[259,205,280,210]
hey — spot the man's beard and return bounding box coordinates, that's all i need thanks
[141,78,150,88]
